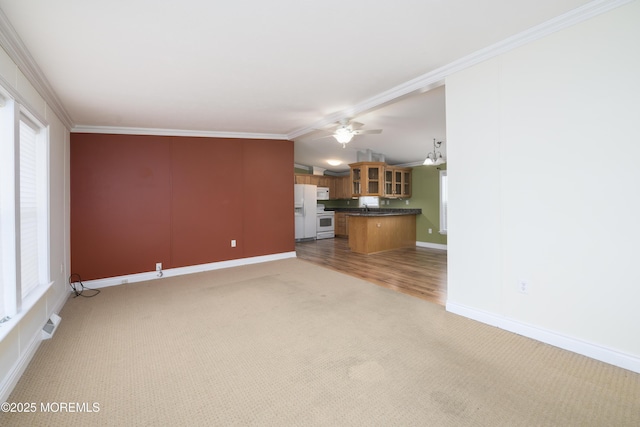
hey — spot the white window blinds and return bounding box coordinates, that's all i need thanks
[0,96,12,319]
[0,94,49,319]
[19,118,42,298]
[440,170,448,234]
[0,223,4,319]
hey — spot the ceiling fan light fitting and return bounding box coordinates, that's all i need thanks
[333,128,353,144]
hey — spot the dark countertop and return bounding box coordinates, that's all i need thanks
[326,208,421,217]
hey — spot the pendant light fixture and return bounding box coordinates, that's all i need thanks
[423,138,446,166]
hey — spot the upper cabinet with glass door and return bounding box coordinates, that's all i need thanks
[349,162,384,197]
[383,166,412,198]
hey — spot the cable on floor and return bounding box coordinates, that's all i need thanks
[68,273,100,298]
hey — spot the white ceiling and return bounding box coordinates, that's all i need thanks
[0,0,595,172]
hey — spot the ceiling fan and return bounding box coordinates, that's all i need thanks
[315,119,382,148]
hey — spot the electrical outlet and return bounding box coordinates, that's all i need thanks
[405,200,409,205]
[518,280,529,294]
[156,262,162,272]
[428,228,432,234]
[231,239,237,247]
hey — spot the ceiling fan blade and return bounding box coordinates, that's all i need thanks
[352,129,382,135]
[311,133,336,140]
[310,121,382,141]
[309,128,334,139]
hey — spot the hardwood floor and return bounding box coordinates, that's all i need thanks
[295,237,447,305]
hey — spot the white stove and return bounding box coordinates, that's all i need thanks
[316,204,335,240]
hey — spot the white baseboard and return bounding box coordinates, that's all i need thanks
[82,251,298,289]
[446,301,640,374]
[416,241,447,251]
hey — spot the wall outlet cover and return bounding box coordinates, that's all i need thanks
[518,280,529,294]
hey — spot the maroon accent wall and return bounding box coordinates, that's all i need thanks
[242,139,295,257]
[70,134,173,280]
[170,137,244,267]
[71,133,294,280]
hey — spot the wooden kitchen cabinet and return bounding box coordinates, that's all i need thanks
[334,212,349,237]
[329,178,338,200]
[383,166,412,198]
[332,175,351,200]
[317,176,331,188]
[402,169,411,197]
[296,165,409,199]
[295,174,349,199]
[294,174,311,184]
[294,173,328,187]
[348,213,417,254]
[341,175,351,199]
[350,162,384,197]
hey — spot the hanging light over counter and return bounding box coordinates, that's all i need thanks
[424,138,446,166]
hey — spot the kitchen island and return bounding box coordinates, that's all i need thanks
[345,209,420,255]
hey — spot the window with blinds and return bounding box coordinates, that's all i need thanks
[0,228,4,319]
[0,95,14,319]
[0,95,50,320]
[19,118,44,299]
[440,170,448,234]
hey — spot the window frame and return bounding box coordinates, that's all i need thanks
[19,113,50,300]
[0,90,51,321]
[439,169,448,235]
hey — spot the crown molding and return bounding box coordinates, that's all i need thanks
[72,125,289,140]
[395,161,430,168]
[0,8,74,130]
[287,0,633,141]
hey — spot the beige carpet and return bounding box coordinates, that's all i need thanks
[2,258,639,426]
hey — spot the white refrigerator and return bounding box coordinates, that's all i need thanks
[294,184,317,241]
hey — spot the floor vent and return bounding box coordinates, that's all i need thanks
[42,313,61,340]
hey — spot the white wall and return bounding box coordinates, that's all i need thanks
[446,1,640,372]
[0,45,70,400]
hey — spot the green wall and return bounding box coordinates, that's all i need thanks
[391,164,447,245]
